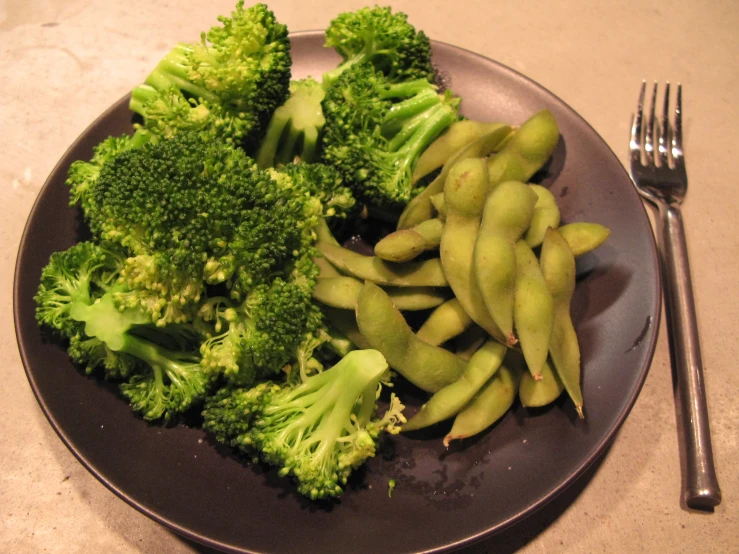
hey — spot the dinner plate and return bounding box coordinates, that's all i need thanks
[14,32,661,553]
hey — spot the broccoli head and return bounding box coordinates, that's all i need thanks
[322,6,434,89]
[80,131,322,325]
[34,241,212,421]
[202,349,406,500]
[130,1,291,147]
[322,62,460,211]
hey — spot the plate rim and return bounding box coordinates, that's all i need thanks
[13,29,662,554]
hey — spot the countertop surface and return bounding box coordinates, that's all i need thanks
[2,1,737,552]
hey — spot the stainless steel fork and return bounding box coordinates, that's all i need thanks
[629,81,721,509]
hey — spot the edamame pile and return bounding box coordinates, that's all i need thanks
[314,110,610,444]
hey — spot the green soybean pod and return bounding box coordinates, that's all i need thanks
[429,192,447,219]
[440,158,506,343]
[374,218,444,263]
[321,306,371,350]
[519,357,564,407]
[540,228,584,418]
[513,240,554,380]
[402,341,508,432]
[417,298,473,346]
[316,242,449,287]
[474,181,538,344]
[355,282,467,392]
[315,256,342,278]
[524,184,560,247]
[487,110,560,186]
[398,124,513,230]
[313,276,447,311]
[443,363,521,446]
[558,222,610,257]
[413,121,512,183]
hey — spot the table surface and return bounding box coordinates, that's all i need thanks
[2,1,737,552]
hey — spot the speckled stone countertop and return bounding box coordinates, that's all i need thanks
[2,1,737,552]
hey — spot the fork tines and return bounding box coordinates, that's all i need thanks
[630,81,684,170]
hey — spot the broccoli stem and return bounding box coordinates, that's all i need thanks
[382,89,441,131]
[143,44,220,104]
[117,332,199,380]
[379,79,436,100]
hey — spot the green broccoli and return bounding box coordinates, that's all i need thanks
[255,78,327,168]
[321,62,460,211]
[129,2,291,147]
[322,6,434,89]
[76,131,322,326]
[34,241,212,421]
[202,349,406,500]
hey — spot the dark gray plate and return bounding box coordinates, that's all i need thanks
[14,32,660,554]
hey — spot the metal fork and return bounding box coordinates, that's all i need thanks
[629,81,721,509]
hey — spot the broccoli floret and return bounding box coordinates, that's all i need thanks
[198,273,323,386]
[321,63,460,211]
[79,131,322,325]
[202,349,406,500]
[269,162,356,221]
[34,242,212,421]
[130,2,291,147]
[255,78,327,168]
[322,6,434,89]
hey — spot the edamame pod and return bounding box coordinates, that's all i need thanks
[417,298,473,346]
[355,282,467,392]
[402,341,507,431]
[374,218,444,263]
[487,110,560,186]
[513,240,554,380]
[413,121,511,183]
[519,357,564,407]
[316,242,449,287]
[440,158,506,343]
[524,184,560,247]
[313,276,447,311]
[474,181,538,344]
[315,256,341,278]
[540,228,584,418]
[398,125,513,229]
[443,363,521,446]
[321,306,371,350]
[429,192,447,219]
[558,222,610,257]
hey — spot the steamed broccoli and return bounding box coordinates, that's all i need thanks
[75,131,322,326]
[255,78,327,168]
[321,62,460,211]
[129,2,291,147]
[34,241,212,421]
[322,6,434,89]
[202,349,406,499]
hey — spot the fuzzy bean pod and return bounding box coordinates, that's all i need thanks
[540,228,584,418]
[513,240,554,379]
[440,158,506,343]
[519,357,564,408]
[474,181,538,344]
[524,184,560,247]
[321,306,371,350]
[413,121,511,183]
[429,192,447,219]
[398,125,513,230]
[316,242,448,287]
[374,218,444,263]
[443,363,521,446]
[454,326,487,360]
[355,282,467,392]
[558,222,610,257]
[417,298,473,346]
[402,341,508,432]
[486,110,560,186]
[313,276,447,311]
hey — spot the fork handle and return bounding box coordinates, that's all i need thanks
[659,203,722,509]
